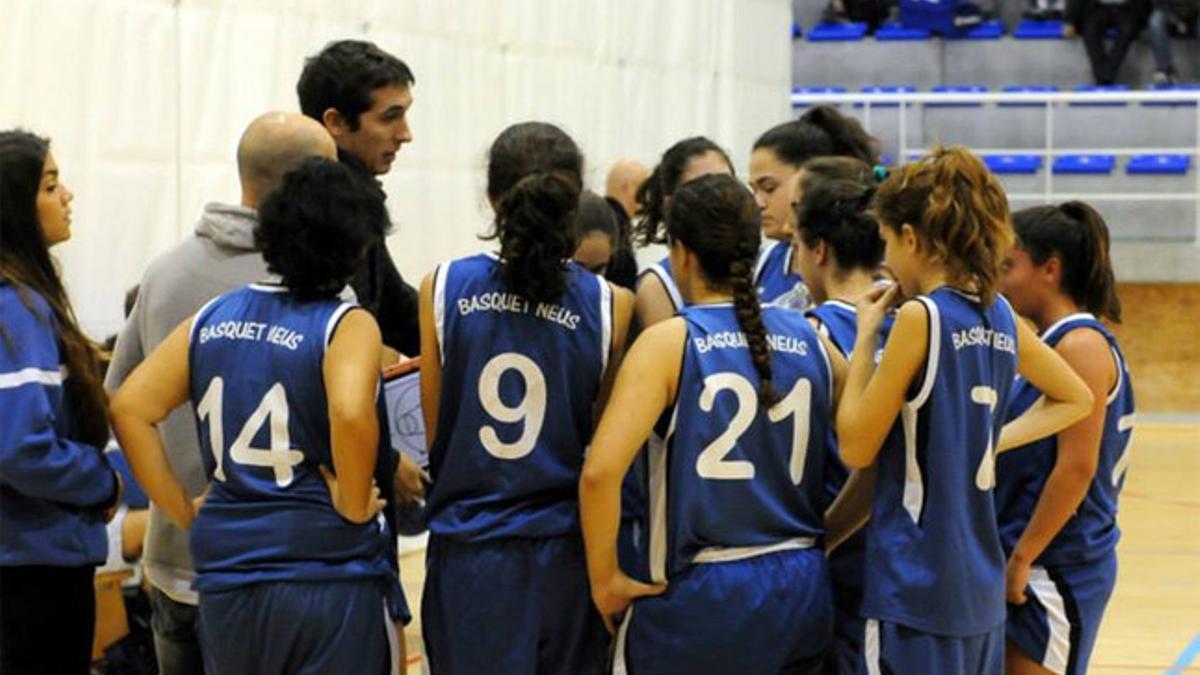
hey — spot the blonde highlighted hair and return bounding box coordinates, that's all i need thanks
[872,145,1013,305]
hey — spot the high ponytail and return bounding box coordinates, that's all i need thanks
[873,145,1012,305]
[667,174,780,408]
[483,122,583,305]
[1012,201,1122,322]
[634,136,733,246]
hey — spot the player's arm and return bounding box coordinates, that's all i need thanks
[1004,328,1112,604]
[593,284,635,423]
[580,319,682,633]
[417,271,443,453]
[322,309,386,524]
[633,273,677,335]
[996,318,1093,454]
[837,287,927,469]
[110,318,195,531]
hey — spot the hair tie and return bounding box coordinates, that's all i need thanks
[873,164,888,183]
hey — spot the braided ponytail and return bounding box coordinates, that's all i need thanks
[667,173,779,408]
[483,122,583,304]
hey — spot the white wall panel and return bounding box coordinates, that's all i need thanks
[1,0,791,337]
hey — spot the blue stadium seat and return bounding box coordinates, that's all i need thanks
[948,20,1005,40]
[791,86,848,108]
[1053,154,1116,174]
[1070,84,1130,107]
[999,84,1059,107]
[855,85,917,108]
[793,22,803,38]
[876,22,932,41]
[1013,20,1066,39]
[984,154,1043,174]
[807,22,869,42]
[929,85,988,108]
[1127,154,1191,175]
[1143,84,1200,108]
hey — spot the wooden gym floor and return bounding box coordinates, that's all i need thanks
[399,420,1200,674]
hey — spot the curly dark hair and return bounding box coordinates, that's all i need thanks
[297,40,415,131]
[482,122,583,305]
[667,174,779,407]
[255,158,387,300]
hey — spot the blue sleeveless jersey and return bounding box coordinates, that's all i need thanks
[645,304,832,582]
[187,285,397,593]
[995,313,1135,566]
[754,240,805,304]
[639,256,683,313]
[862,288,1018,637]
[425,253,613,541]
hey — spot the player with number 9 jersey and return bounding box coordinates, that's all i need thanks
[418,123,633,675]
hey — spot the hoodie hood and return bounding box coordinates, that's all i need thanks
[194,202,259,251]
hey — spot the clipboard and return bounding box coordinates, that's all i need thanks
[383,357,428,469]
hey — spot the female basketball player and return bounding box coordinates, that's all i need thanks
[789,155,886,674]
[633,136,734,330]
[750,106,877,307]
[834,146,1094,674]
[111,159,407,675]
[582,173,844,674]
[417,121,634,675]
[996,202,1135,675]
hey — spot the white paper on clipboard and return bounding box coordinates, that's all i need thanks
[383,363,428,469]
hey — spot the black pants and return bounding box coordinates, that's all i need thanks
[1082,6,1141,84]
[0,565,96,675]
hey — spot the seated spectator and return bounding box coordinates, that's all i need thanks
[574,190,621,276]
[1067,0,1152,84]
[1027,0,1067,20]
[823,0,894,30]
[1149,0,1200,84]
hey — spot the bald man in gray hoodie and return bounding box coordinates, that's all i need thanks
[104,112,337,675]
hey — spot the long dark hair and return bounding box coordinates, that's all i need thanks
[482,122,583,305]
[634,137,733,246]
[1012,202,1121,322]
[667,174,779,407]
[0,130,109,448]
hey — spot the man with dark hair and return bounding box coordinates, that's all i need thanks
[297,39,421,358]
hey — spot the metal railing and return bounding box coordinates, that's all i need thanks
[789,90,1200,241]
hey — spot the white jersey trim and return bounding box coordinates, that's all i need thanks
[1040,311,1096,343]
[865,618,882,675]
[644,263,684,312]
[188,295,223,347]
[323,302,357,352]
[1028,566,1071,675]
[646,406,679,585]
[247,282,287,293]
[612,605,634,675]
[692,537,815,564]
[598,276,613,375]
[0,366,65,390]
[432,261,451,366]
[901,296,939,523]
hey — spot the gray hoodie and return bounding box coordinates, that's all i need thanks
[105,202,272,604]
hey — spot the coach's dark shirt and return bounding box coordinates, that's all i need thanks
[604,197,638,291]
